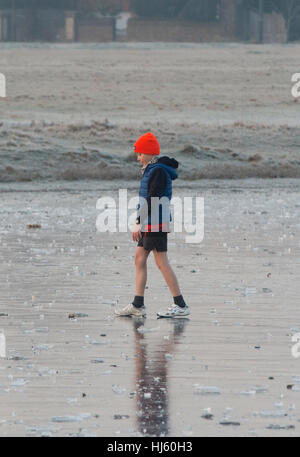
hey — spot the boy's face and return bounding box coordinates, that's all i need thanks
[136,153,154,167]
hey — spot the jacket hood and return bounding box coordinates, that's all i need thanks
[147,156,178,181]
[158,156,179,169]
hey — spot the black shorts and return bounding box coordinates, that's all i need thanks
[137,232,168,252]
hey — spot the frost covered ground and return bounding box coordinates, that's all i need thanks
[0,42,300,181]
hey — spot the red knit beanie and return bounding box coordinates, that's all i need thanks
[134,132,160,156]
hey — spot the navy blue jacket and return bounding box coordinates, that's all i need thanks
[137,156,178,232]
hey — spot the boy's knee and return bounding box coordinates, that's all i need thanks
[154,256,165,270]
[155,261,163,271]
[135,252,147,268]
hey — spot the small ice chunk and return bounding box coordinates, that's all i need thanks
[266,424,295,430]
[0,330,6,358]
[251,385,269,394]
[219,421,240,427]
[51,413,91,423]
[274,402,283,409]
[38,368,56,376]
[25,425,59,437]
[254,410,287,418]
[291,385,300,392]
[201,410,214,420]
[90,359,104,364]
[68,313,88,319]
[89,340,106,346]
[112,385,126,395]
[291,376,300,383]
[262,288,272,293]
[240,390,256,396]
[137,326,159,334]
[66,398,79,405]
[245,287,257,295]
[32,344,54,352]
[11,378,27,387]
[194,386,221,395]
[35,327,49,333]
[164,353,173,360]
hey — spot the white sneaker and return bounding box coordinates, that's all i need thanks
[114,303,146,318]
[157,305,190,318]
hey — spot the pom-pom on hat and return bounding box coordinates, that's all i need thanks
[134,132,160,156]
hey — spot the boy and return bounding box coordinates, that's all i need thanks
[115,132,190,318]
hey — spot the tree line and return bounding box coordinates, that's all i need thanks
[242,0,300,41]
[130,0,300,40]
[130,0,220,22]
[0,0,299,41]
[0,0,220,22]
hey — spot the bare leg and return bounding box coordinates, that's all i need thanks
[153,250,181,297]
[135,247,151,296]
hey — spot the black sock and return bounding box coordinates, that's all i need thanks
[173,295,187,308]
[132,296,144,309]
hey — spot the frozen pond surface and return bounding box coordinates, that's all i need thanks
[0,179,300,436]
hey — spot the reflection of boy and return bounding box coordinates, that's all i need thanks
[133,318,187,436]
[115,132,190,319]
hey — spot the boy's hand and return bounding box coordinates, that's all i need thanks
[132,224,142,242]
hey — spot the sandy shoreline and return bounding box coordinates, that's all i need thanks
[0,179,299,437]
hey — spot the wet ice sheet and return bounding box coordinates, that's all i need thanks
[0,180,300,437]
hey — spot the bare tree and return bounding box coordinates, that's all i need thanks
[78,0,122,16]
[130,0,186,19]
[180,0,219,21]
[271,0,300,41]
[242,0,300,41]
[130,0,219,21]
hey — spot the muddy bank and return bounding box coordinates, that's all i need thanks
[1,121,300,182]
